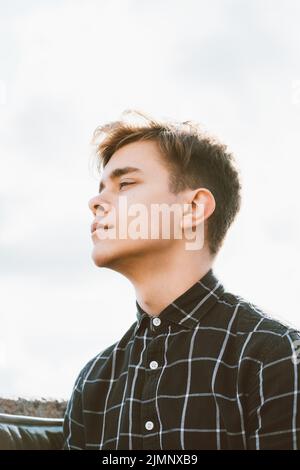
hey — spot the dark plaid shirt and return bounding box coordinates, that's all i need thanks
[63,268,300,450]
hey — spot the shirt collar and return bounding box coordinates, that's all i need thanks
[135,268,225,333]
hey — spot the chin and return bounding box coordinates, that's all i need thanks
[90,239,147,272]
[91,239,130,269]
[91,247,118,268]
[90,239,167,271]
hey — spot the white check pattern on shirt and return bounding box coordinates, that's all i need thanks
[63,269,300,450]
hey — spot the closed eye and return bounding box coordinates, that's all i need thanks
[119,181,134,190]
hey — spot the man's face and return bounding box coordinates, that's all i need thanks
[88,140,184,272]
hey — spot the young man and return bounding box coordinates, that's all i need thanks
[63,110,300,450]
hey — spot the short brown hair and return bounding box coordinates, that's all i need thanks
[91,109,242,256]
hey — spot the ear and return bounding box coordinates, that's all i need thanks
[180,188,216,231]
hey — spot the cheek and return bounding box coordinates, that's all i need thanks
[115,186,180,238]
[127,182,172,204]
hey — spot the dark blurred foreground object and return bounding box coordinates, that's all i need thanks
[0,413,64,449]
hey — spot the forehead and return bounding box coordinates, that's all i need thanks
[101,140,166,178]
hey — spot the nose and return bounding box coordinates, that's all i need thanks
[88,194,111,216]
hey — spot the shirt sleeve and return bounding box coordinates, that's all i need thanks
[246,329,300,449]
[62,364,89,450]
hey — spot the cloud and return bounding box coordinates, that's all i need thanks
[1,0,300,397]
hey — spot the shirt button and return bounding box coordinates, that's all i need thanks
[150,360,158,369]
[145,421,154,431]
[152,317,161,326]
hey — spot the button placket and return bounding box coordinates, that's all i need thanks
[140,323,164,448]
[150,316,161,333]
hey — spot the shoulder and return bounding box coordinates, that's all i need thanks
[73,320,138,389]
[74,341,118,389]
[217,289,300,363]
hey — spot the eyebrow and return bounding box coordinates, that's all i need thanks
[98,166,142,193]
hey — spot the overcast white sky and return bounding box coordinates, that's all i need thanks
[1,0,300,399]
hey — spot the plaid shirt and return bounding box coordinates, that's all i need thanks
[63,268,300,450]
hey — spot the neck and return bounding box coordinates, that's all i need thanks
[124,245,214,317]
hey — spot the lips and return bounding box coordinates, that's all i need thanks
[91,221,114,234]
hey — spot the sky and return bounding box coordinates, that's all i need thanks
[0,0,300,399]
